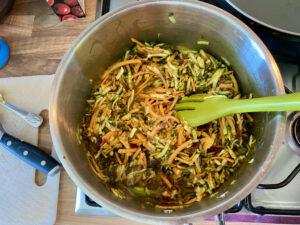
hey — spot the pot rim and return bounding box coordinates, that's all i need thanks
[50,0,285,224]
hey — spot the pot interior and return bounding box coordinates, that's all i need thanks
[51,1,284,223]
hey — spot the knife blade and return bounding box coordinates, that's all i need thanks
[0,123,60,176]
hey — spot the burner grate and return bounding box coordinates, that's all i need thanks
[244,163,300,215]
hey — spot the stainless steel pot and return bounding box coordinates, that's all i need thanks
[50,1,285,224]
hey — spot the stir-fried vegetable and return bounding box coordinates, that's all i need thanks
[79,38,255,209]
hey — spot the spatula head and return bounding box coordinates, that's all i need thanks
[175,95,231,127]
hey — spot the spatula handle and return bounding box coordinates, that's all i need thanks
[230,92,300,113]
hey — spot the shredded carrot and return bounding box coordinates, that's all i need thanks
[235,114,243,132]
[150,152,160,157]
[219,83,233,89]
[179,53,184,60]
[160,174,173,189]
[185,197,197,205]
[175,157,192,165]
[115,152,122,165]
[165,67,170,79]
[88,107,102,134]
[135,74,143,86]
[138,152,147,169]
[189,148,197,161]
[136,78,152,94]
[149,106,160,118]
[146,88,173,93]
[190,77,196,92]
[178,152,189,157]
[134,173,143,184]
[177,125,184,146]
[131,71,155,79]
[155,205,183,209]
[102,131,119,141]
[159,104,164,116]
[218,118,225,145]
[123,154,129,164]
[118,148,139,154]
[203,156,234,164]
[166,115,179,123]
[143,142,155,153]
[89,155,107,180]
[136,133,146,142]
[103,80,112,87]
[173,167,182,176]
[169,51,178,62]
[129,108,140,114]
[182,75,189,82]
[230,74,239,96]
[225,116,236,135]
[167,140,193,164]
[245,113,254,122]
[132,148,141,161]
[141,64,147,71]
[195,172,206,178]
[169,96,178,111]
[141,47,163,54]
[222,71,233,76]
[101,59,142,84]
[172,90,185,95]
[129,139,141,145]
[134,63,142,73]
[131,37,145,47]
[109,137,119,146]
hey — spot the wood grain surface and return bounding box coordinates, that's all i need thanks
[0,0,96,77]
[0,1,282,225]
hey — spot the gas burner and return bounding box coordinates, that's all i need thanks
[287,112,300,156]
[293,117,300,147]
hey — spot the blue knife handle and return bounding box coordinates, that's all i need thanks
[0,133,60,175]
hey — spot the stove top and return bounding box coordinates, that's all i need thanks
[75,0,300,223]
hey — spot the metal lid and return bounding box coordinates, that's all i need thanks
[225,0,300,37]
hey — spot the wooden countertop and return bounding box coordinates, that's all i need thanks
[0,1,279,225]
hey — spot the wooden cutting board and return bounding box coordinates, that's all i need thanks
[0,75,60,225]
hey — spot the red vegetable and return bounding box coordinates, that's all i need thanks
[53,3,71,15]
[64,0,79,6]
[46,0,54,7]
[207,146,223,153]
[62,14,78,21]
[71,5,84,17]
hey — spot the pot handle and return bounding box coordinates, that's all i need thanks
[214,213,225,225]
[183,213,225,225]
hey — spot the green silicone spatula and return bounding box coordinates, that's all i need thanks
[174,93,300,127]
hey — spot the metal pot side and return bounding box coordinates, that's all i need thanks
[50,1,285,224]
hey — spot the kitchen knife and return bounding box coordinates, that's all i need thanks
[0,123,60,176]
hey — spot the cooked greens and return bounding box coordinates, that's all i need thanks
[79,38,255,209]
